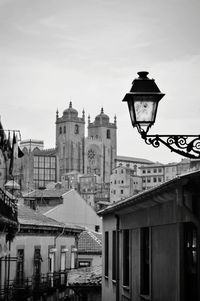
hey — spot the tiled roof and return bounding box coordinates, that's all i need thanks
[24,188,69,199]
[18,203,83,231]
[78,230,102,254]
[67,265,102,286]
[116,155,153,164]
[18,203,65,228]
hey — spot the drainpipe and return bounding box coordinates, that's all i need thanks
[115,214,120,301]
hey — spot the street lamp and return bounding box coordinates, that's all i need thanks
[123,71,200,159]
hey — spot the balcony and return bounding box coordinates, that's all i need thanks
[0,270,68,300]
[0,188,17,225]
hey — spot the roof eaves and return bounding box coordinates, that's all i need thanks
[98,170,200,216]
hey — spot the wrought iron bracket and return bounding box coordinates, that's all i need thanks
[140,131,200,159]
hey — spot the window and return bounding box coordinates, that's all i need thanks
[64,126,66,134]
[147,178,151,183]
[105,232,109,277]
[147,170,151,173]
[123,230,129,286]
[153,177,157,183]
[121,180,124,184]
[158,168,162,173]
[95,225,100,232]
[112,231,116,280]
[113,190,116,195]
[121,189,124,194]
[126,163,130,167]
[121,169,124,174]
[75,124,79,134]
[16,249,24,284]
[142,170,146,174]
[78,261,91,267]
[115,170,117,174]
[34,248,42,280]
[107,129,110,139]
[141,228,150,295]
[184,222,198,299]
[158,177,162,182]
[59,127,62,134]
[153,169,157,173]
[114,180,116,184]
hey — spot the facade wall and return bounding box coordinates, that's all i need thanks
[110,166,142,203]
[9,233,75,283]
[140,164,164,190]
[55,105,85,177]
[101,193,199,301]
[77,253,102,268]
[44,190,102,231]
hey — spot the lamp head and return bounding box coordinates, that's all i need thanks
[122,71,165,134]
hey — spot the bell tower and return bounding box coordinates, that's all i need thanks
[56,102,85,179]
[85,108,117,183]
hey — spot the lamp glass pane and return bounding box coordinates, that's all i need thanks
[134,101,156,123]
[128,101,136,127]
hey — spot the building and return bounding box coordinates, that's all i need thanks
[8,202,82,300]
[77,230,102,268]
[0,188,18,300]
[140,162,164,190]
[18,103,117,195]
[19,139,44,152]
[85,108,117,183]
[110,166,142,203]
[14,147,57,192]
[115,155,153,176]
[67,265,102,301]
[99,170,200,301]
[24,188,102,232]
[56,102,85,176]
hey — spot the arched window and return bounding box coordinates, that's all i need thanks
[107,129,110,139]
[75,124,79,134]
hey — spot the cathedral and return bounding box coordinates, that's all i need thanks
[15,102,117,192]
[56,102,117,184]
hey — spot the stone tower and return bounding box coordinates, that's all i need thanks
[56,102,85,178]
[85,108,117,183]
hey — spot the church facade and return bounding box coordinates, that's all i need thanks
[56,102,117,184]
[17,102,117,192]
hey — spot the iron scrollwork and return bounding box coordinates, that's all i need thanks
[141,133,200,159]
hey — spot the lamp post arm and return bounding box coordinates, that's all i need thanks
[139,132,200,159]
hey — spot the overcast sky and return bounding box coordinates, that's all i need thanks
[0,0,200,163]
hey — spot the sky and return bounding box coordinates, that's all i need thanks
[0,0,200,163]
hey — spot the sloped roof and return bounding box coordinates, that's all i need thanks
[18,203,65,228]
[67,265,102,286]
[78,230,102,254]
[98,170,200,216]
[24,188,68,199]
[116,155,153,164]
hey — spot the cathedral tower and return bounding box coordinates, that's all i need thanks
[85,108,117,183]
[56,102,85,178]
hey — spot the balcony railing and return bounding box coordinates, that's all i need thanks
[0,270,68,300]
[0,188,17,223]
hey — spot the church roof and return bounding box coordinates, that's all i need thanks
[94,108,109,124]
[63,101,78,118]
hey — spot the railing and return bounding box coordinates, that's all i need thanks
[0,188,17,222]
[0,270,68,300]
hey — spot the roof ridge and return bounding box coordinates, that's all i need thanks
[88,231,102,246]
